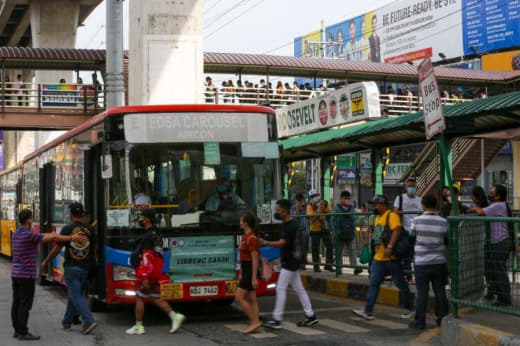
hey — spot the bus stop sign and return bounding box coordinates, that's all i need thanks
[418,57,446,140]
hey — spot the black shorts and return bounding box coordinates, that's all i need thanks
[238,261,255,291]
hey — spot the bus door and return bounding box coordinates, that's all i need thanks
[38,163,55,283]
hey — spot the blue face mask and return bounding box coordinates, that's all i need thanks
[217,184,229,193]
[407,187,416,196]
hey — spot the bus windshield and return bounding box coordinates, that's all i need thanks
[108,142,280,229]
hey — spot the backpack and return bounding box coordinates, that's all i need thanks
[337,205,355,241]
[292,223,310,264]
[381,211,411,259]
[130,230,163,268]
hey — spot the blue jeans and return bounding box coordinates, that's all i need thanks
[62,266,94,326]
[365,260,413,314]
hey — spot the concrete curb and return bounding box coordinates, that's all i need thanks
[441,316,519,346]
[300,272,436,311]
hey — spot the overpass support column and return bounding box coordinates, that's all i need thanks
[129,0,203,105]
[30,0,79,83]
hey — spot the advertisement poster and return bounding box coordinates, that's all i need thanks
[169,235,236,283]
[337,155,356,184]
[295,0,520,63]
[359,152,373,188]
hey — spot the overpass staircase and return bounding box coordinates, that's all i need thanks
[408,138,508,196]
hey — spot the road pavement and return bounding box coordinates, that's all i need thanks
[0,258,441,346]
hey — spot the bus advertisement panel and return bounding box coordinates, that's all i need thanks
[296,0,520,64]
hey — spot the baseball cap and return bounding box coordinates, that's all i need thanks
[69,202,84,217]
[141,208,157,223]
[308,189,320,198]
[367,195,388,205]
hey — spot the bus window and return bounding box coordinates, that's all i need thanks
[107,143,279,229]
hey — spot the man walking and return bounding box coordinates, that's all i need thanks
[126,208,185,335]
[352,195,413,320]
[291,193,309,270]
[262,199,318,329]
[394,178,422,283]
[332,191,362,275]
[410,194,449,329]
[42,202,97,334]
[12,209,83,340]
[307,190,334,272]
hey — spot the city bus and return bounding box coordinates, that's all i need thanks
[2,104,282,309]
[0,165,22,257]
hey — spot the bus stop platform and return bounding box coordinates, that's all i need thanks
[300,269,520,346]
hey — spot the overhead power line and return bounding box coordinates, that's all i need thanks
[205,0,264,39]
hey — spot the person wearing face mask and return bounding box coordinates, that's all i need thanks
[205,177,246,212]
[353,195,413,321]
[126,209,186,335]
[393,178,422,283]
[440,183,469,217]
[467,185,512,306]
[261,199,318,330]
[306,190,334,272]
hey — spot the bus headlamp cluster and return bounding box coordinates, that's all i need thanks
[113,265,136,281]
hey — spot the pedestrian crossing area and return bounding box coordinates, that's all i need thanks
[224,313,409,339]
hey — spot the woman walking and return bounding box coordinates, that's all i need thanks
[235,212,262,334]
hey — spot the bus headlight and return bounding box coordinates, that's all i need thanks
[115,289,136,296]
[113,265,136,281]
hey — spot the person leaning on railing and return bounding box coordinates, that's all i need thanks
[467,184,512,307]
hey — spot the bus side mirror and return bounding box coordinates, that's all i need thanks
[101,155,113,179]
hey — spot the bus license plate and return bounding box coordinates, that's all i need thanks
[190,285,218,297]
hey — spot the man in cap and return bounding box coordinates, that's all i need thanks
[352,195,412,320]
[306,190,333,272]
[41,202,97,334]
[205,177,246,212]
[126,208,185,335]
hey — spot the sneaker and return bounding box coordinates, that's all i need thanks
[81,321,98,335]
[297,314,319,327]
[12,332,20,339]
[169,313,186,334]
[62,324,71,330]
[17,333,40,340]
[400,310,412,319]
[72,315,82,325]
[262,319,282,330]
[352,308,375,320]
[126,325,145,335]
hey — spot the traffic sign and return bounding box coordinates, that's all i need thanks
[418,57,446,140]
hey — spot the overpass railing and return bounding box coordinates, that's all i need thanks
[0,82,105,113]
[204,86,470,115]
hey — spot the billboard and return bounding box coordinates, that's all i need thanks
[482,50,520,71]
[296,0,520,64]
[463,0,520,56]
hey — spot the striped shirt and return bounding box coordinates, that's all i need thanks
[12,227,44,279]
[410,212,448,266]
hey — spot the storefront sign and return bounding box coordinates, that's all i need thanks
[384,163,411,184]
[124,113,269,143]
[418,57,445,140]
[169,235,236,283]
[276,82,381,138]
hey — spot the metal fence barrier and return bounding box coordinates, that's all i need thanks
[448,216,520,317]
[295,212,421,277]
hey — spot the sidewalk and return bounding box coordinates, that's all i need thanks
[301,268,520,346]
[300,267,432,311]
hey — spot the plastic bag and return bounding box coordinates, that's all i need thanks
[359,245,371,264]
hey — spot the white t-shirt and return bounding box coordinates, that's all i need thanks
[394,193,423,232]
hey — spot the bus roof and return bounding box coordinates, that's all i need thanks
[24,104,275,162]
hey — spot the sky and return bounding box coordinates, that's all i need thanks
[76,0,395,55]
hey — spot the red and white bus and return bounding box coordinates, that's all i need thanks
[7,104,282,309]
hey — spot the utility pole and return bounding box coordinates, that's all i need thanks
[106,0,125,109]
